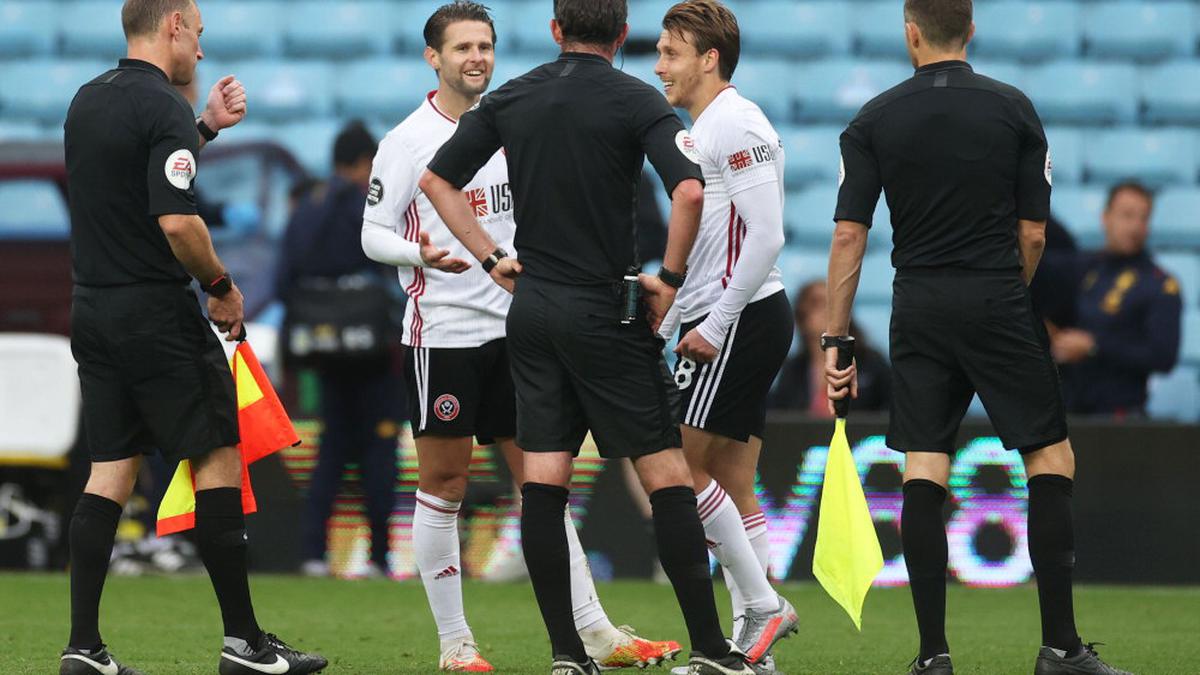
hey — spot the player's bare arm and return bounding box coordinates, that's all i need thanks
[642,178,704,333]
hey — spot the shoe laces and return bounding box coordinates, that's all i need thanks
[261,633,302,658]
[444,639,482,661]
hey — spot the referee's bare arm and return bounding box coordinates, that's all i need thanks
[1018,218,1047,286]
[159,213,243,339]
[641,178,704,331]
[824,219,869,410]
[419,170,523,291]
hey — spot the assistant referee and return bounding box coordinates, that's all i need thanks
[823,2,1129,675]
[61,1,324,674]
[417,1,752,673]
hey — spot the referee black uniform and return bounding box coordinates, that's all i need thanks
[833,52,1128,675]
[426,45,738,671]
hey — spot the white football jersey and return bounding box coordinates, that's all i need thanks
[364,91,515,349]
[675,86,785,323]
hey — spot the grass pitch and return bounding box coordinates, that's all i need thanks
[1,575,1196,674]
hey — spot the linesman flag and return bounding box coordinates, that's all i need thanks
[156,340,299,536]
[812,336,884,630]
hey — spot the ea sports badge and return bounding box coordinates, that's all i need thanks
[675,130,701,164]
[1044,150,1053,186]
[165,149,196,190]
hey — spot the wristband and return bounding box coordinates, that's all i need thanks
[196,116,218,142]
[481,248,508,273]
[657,266,686,289]
[820,334,852,351]
[204,273,233,298]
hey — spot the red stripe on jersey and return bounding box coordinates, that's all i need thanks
[722,203,738,289]
[405,205,426,348]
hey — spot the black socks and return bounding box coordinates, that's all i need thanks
[649,486,729,659]
[521,482,587,662]
[68,493,123,650]
[195,488,262,645]
[902,479,950,662]
[1028,474,1082,655]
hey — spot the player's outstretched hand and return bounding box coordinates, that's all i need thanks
[489,257,522,294]
[639,273,676,334]
[419,231,471,273]
[824,347,859,416]
[205,75,246,131]
[208,282,245,342]
[676,328,718,363]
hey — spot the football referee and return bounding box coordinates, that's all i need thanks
[61,1,324,674]
[824,2,1129,675]
[417,1,753,673]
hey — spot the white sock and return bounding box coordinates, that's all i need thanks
[413,490,472,642]
[697,481,777,616]
[566,506,613,634]
[727,509,771,638]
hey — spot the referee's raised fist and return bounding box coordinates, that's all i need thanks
[204,74,247,130]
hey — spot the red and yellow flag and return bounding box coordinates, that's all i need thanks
[156,341,299,536]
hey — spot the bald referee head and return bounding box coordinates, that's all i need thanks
[824,1,1132,673]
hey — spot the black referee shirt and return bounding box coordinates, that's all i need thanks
[65,58,199,287]
[428,52,703,285]
[834,60,1051,271]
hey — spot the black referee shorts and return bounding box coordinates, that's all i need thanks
[71,283,239,464]
[887,270,1068,455]
[675,290,793,442]
[404,338,516,444]
[506,276,681,459]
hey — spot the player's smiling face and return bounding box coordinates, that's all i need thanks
[655,29,705,109]
[434,20,495,99]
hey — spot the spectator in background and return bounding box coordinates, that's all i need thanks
[276,121,404,577]
[768,280,890,415]
[1052,181,1182,417]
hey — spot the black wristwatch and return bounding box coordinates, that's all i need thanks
[820,334,851,351]
[657,266,686,289]
[481,248,508,273]
[204,273,233,298]
[196,116,218,142]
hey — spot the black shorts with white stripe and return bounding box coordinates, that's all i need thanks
[403,337,516,443]
[674,291,793,442]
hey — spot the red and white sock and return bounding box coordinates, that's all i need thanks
[696,480,777,619]
[726,510,771,638]
[413,490,472,644]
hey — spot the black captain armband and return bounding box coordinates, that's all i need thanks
[204,273,233,298]
[658,266,686,289]
[196,116,218,142]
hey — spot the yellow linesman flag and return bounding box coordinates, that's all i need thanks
[812,418,884,630]
[157,341,299,536]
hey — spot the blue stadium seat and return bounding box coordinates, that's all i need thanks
[335,59,428,120]
[857,251,894,304]
[1183,311,1200,365]
[774,247,829,295]
[1084,128,1197,187]
[785,187,838,246]
[284,2,392,58]
[733,60,795,123]
[777,125,842,188]
[795,59,910,122]
[507,1,558,58]
[617,56,662,89]
[1147,366,1200,422]
[852,2,909,59]
[1083,1,1196,60]
[59,2,125,60]
[0,178,69,239]
[973,2,1082,60]
[0,121,56,142]
[1043,127,1085,185]
[392,0,449,51]
[853,303,892,356]
[231,61,335,120]
[1141,61,1200,125]
[1151,188,1200,248]
[1156,251,1200,299]
[1025,62,1138,124]
[1051,186,1106,249]
[0,1,56,58]
[627,0,690,45]
[272,119,345,175]
[0,60,108,124]
[197,1,283,59]
[970,60,1025,89]
[739,2,851,58]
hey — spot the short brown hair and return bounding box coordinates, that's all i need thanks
[121,0,195,40]
[554,0,627,47]
[424,1,496,51]
[903,0,972,50]
[662,0,741,81]
[1105,181,1154,211]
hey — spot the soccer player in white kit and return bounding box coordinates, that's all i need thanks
[361,2,681,671]
[654,1,799,670]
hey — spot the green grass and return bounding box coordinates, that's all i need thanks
[1,575,1196,674]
